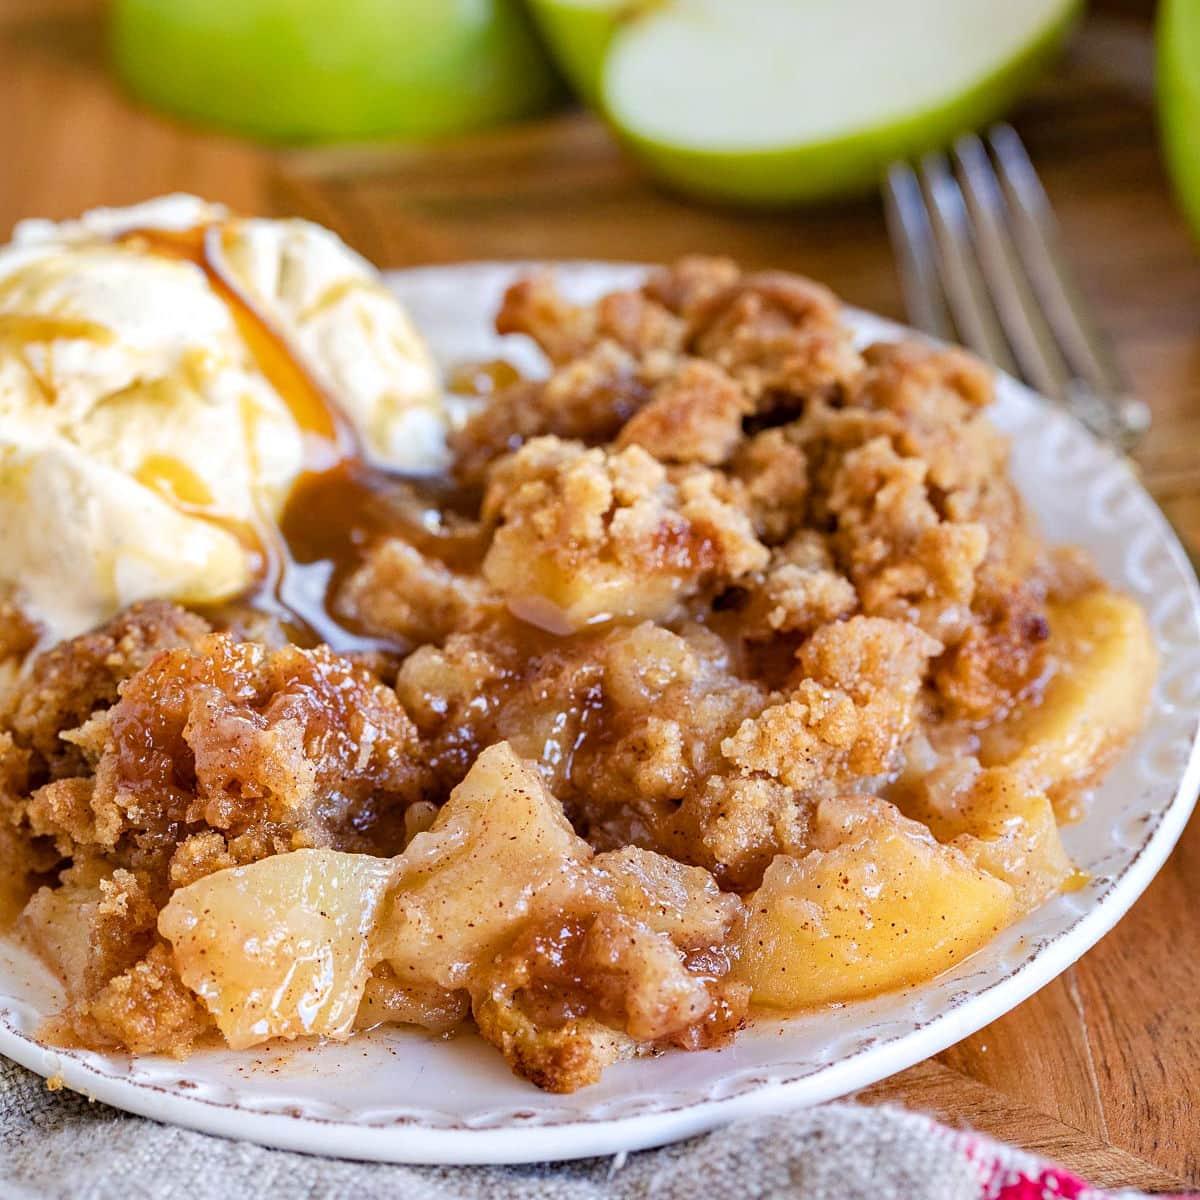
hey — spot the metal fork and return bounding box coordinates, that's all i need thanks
[883,123,1150,452]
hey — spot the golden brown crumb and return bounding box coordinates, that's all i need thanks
[737,533,858,640]
[685,270,863,405]
[496,273,595,364]
[85,633,426,855]
[617,360,751,465]
[3,600,210,777]
[496,273,685,365]
[451,340,672,487]
[0,597,39,663]
[83,942,213,1056]
[643,256,742,319]
[731,427,810,543]
[337,538,502,646]
[482,437,768,631]
[935,587,1051,720]
[827,435,989,633]
[722,617,940,791]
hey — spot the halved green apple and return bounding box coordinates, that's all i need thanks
[110,0,564,143]
[1159,0,1200,244]
[530,0,1082,205]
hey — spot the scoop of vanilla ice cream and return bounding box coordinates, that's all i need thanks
[0,195,445,642]
[216,215,446,469]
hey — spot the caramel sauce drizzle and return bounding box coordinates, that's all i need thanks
[447,358,521,398]
[117,223,462,653]
[0,313,115,348]
[0,313,116,404]
[135,454,216,509]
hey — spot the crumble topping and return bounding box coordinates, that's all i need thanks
[0,257,1155,1093]
[481,437,769,631]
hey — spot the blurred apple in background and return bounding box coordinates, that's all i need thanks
[110,0,564,142]
[529,0,1082,205]
[1159,0,1200,245]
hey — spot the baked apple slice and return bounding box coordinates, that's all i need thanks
[159,848,396,1049]
[380,741,591,989]
[897,765,1072,911]
[735,795,1015,1008]
[980,589,1156,804]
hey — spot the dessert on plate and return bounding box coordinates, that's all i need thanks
[0,200,1156,1093]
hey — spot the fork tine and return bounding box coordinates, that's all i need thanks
[951,133,1070,402]
[986,125,1118,391]
[883,162,954,342]
[916,151,1018,374]
[987,123,1151,444]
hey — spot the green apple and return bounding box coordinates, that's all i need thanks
[110,0,564,143]
[1159,0,1200,244]
[529,0,1082,206]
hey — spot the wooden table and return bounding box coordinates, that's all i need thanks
[2,0,1197,1189]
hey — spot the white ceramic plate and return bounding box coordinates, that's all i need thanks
[2,262,1199,1166]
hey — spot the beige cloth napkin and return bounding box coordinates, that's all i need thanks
[5,1052,1177,1200]
[0,1052,989,1200]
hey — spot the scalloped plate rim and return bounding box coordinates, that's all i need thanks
[1,260,1197,1165]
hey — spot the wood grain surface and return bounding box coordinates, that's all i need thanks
[1,0,1197,1189]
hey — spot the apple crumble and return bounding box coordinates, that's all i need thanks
[0,228,1156,1093]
